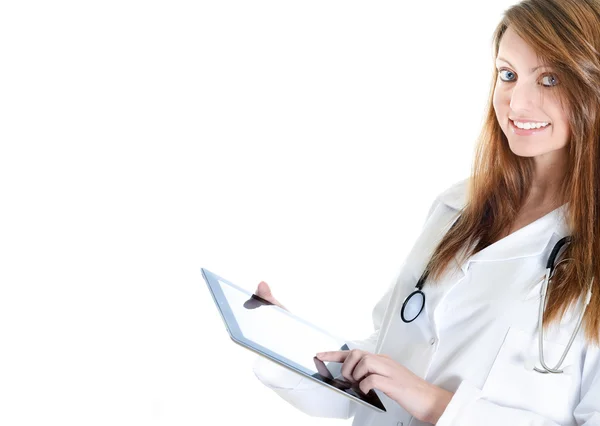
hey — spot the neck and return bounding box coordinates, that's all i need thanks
[529,148,568,207]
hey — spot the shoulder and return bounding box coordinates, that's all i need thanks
[435,177,470,210]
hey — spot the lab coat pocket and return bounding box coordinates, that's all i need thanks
[481,327,575,424]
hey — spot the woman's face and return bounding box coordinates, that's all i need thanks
[493,26,570,163]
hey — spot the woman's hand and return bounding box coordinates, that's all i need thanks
[315,349,454,424]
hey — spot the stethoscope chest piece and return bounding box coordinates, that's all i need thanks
[401,289,426,323]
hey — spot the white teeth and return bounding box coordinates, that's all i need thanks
[513,120,550,129]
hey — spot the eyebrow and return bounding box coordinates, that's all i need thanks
[496,57,550,73]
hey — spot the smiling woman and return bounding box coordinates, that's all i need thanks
[250,0,600,425]
[492,27,571,164]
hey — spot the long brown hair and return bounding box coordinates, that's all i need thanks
[426,0,600,345]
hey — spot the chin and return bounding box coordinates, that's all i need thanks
[506,143,540,157]
[509,150,540,158]
[506,138,568,159]
[508,139,548,157]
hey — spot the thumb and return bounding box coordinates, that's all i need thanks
[255,281,288,311]
[255,281,273,299]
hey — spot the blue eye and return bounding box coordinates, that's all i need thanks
[541,74,559,87]
[498,69,516,82]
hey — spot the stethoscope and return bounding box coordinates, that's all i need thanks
[401,221,594,374]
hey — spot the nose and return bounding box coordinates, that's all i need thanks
[509,81,539,112]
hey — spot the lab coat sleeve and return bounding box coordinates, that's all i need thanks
[435,345,600,426]
[252,196,443,419]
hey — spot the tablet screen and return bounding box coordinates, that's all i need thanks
[202,268,386,413]
[219,279,347,371]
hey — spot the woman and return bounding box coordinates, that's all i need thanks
[253,0,600,424]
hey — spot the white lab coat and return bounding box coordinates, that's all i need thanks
[252,178,600,425]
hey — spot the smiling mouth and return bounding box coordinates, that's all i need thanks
[509,119,551,129]
[509,119,552,135]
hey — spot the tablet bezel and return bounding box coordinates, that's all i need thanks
[201,267,387,413]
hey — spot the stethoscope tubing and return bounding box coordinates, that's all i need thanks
[400,231,594,374]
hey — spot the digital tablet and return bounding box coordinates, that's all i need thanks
[201,268,386,413]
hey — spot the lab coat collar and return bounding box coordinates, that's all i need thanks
[437,178,570,267]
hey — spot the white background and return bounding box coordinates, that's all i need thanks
[0,1,516,425]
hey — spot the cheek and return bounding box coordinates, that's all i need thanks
[492,90,507,125]
[549,104,571,146]
[492,87,499,110]
[555,119,571,147]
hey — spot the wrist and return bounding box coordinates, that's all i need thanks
[424,385,454,424]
